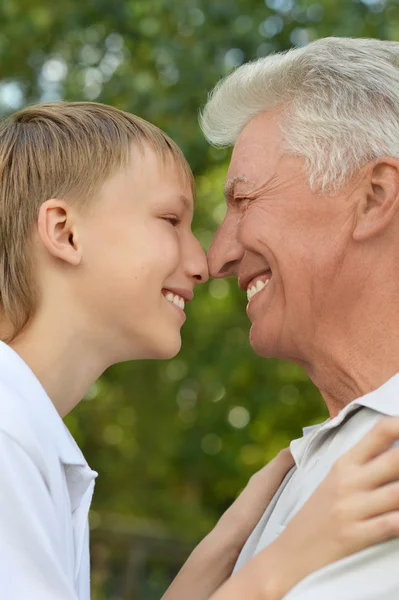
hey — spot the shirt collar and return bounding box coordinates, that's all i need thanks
[0,341,97,475]
[291,371,399,465]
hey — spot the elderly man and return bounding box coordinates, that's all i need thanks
[200,37,399,599]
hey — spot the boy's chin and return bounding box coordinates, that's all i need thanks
[146,333,182,360]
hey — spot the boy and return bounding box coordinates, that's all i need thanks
[0,101,209,598]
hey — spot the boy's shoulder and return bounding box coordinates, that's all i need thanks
[0,378,52,482]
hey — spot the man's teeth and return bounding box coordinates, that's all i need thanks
[247,278,270,301]
[165,292,185,310]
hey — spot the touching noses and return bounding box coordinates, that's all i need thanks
[185,235,209,285]
[207,214,243,279]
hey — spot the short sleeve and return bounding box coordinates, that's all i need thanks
[0,432,78,599]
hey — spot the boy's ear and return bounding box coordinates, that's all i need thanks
[37,199,82,266]
[353,158,399,242]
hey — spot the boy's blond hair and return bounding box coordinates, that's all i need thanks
[0,101,194,342]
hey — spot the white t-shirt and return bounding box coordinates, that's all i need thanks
[0,341,97,599]
[234,373,399,599]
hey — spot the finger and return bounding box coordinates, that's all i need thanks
[362,446,399,488]
[350,510,399,553]
[342,417,399,465]
[345,482,399,523]
[363,481,399,518]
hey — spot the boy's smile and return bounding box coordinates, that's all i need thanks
[66,145,208,362]
[162,286,194,321]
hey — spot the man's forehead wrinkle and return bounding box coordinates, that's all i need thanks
[255,155,305,198]
[234,169,282,206]
[248,169,281,197]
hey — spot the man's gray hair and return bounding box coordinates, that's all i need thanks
[200,37,399,192]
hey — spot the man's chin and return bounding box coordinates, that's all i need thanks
[249,324,278,359]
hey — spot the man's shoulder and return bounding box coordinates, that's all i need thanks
[328,404,394,459]
[285,408,388,512]
[284,538,399,600]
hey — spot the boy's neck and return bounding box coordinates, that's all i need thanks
[10,320,105,418]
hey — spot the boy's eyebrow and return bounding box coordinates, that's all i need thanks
[224,175,250,201]
[180,194,195,210]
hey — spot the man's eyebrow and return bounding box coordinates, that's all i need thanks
[224,175,250,201]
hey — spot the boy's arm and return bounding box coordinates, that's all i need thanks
[0,432,78,599]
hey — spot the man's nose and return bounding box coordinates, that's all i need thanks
[208,216,243,279]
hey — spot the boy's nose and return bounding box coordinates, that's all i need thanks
[188,238,209,285]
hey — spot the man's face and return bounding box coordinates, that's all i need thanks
[208,111,360,363]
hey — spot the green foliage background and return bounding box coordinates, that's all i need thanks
[1,0,398,597]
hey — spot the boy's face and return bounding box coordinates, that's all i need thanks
[71,146,208,361]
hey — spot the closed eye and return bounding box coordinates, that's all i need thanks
[164,216,181,226]
[233,195,251,205]
[233,197,252,213]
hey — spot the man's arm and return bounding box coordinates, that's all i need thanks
[282,539,399,600]
[0,432,78,599]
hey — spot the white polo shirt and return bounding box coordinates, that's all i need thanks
[0,341,98,599]
[235,372,399,599]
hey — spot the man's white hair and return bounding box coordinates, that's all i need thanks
[200,37,399,192]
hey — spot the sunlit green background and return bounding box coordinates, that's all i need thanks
[1,0,398,597]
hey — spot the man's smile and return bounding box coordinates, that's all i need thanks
[246,272,272,302]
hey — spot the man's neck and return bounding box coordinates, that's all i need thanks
[305,312,399,418]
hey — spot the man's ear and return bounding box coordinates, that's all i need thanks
[353,158,399,242]
[37,199,82,266]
